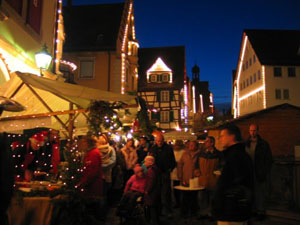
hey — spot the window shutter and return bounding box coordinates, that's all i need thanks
[157,92,160,102]
[170,111,174,122]
[170,91,174,101]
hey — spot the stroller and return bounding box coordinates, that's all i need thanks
[116,191,145,225]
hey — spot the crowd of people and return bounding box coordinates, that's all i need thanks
[76,123,272,225]
[0,123,273,225]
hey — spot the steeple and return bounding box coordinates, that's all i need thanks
[192,64,200,82]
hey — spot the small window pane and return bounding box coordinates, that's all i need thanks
[80,60,94,78]
[160,111,169,122]
[258,70,261,80]
[274,67,282,77]
[249,58,252,66]
[283,89,289,99]
[275,89,281,99]
[288,67,296,77]
[161,91,169,102]
[253,55,256,63]
[246,79,249,87]
[150,74,157,82]
[162,73,169,82]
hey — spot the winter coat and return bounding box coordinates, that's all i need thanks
[171,148,185,181]
[78,147,103,198]
[124,174,146,193]
[121,146,137,170]
[245,135,272,182]
[99,144,116,183]
[212,143,254,222]
[144,165,161,206]
[136,143,150,164]
[149,143,176,173]
[177,150,200,185]
[197,148,222,190]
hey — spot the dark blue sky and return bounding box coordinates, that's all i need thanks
[68,0,300,104]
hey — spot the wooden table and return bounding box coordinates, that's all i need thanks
[174,185,205,191]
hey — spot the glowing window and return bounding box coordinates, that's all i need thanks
[160,111,169,122]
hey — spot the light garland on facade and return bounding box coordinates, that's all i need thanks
[60,59,77,71]
[184,82,188,125]
[238,85,265,101]
[192,86,196,113]
[120,2,133,94]
[146,57,173,83]
[262,65,266,109]
[53,0,64,73]
[235,34,248,117]
[200,94,204,113]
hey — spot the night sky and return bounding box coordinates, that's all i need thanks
[67,0,300,104]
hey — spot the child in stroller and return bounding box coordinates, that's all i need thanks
[117,165,146,222]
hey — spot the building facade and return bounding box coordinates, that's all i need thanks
[233,29,300,117]
[0,0,63,82]
[138,46,187,130]
[62,0,138,94]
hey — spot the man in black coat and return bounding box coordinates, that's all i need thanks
[149,134,176,218]
[212,124,254,225]
[245,124,272,220]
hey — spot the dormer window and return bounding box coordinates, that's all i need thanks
[147,57,172,83]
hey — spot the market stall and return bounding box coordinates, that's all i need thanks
[163,130,197,141]
[0,72,139,225]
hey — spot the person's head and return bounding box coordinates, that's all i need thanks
[133,165,144,178]
[144,155,155,168]
[219,124,242,150]
[249,124,259,139]
[79,136,97,152]
[155,134,164,147]
[29,133,44,151]
[204,136,215,150]
[97,134,108,145]
[139,136,147,146]
[174,140,184,150]
[189,140,199,152]
[126,139,134,148]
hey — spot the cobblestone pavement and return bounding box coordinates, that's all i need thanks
[104,206,300,225]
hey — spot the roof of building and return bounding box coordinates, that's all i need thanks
[245,29,300,66]
[63,3,124,52]
[138,46,186,91]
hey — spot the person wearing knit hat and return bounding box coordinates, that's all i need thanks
[117,164,146,218]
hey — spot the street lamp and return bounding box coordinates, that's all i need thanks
[35,45,52,76]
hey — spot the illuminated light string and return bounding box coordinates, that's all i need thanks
[262,66,266,109]
[235,34,248,117]
[121,2,135,94]
[192,86,196,113]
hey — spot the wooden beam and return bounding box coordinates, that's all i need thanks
[25,83,69,132]
[0,108,87,122]
[9,82,24,99]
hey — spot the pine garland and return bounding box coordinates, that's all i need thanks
[87,100,127,136]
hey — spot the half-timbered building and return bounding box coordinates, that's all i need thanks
[138,46,187,130]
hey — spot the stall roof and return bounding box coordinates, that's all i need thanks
[0,72,137,134]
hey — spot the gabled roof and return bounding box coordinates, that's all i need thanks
[138,46,186,91]
[63,3,124,52]
[245,29,300,66]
